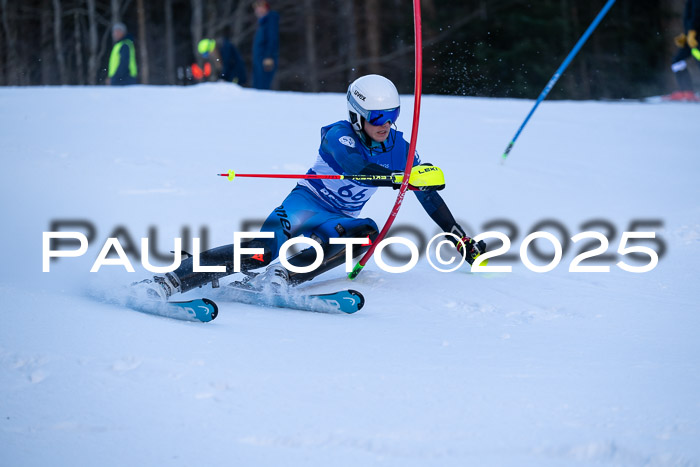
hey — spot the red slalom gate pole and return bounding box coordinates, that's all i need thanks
[348,0,422,280]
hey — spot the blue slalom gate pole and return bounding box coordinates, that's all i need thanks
[501,0,616,161]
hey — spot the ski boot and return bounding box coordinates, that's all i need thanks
[245,263,291,292]
[457,236,487,265]
[130,273,181,301]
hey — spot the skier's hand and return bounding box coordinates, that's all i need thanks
[391,164,445,191]
[675,33,687,48]
[688,30,698,49]
[456,236,487,266]
[263,58,275,71]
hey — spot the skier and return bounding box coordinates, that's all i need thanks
[135,74,486,300]
[197,38,247,86]
[669,0,700,101]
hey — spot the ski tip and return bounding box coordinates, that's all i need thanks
[347,289,365,311]
[202,298,219,320]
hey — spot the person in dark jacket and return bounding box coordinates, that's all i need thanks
[670,0,700,101]
[252,1,279,90]
[197,38,247,85]
[107,23,138,86]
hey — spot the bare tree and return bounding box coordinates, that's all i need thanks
[232,0,248,45]
[164,0,176,85]
[364,0,381,75]
[52,0,67,83]
[86,0,99,84]
[74,9,85,84]
[1,0,19,85]
[569,2,590,98]
[560,0,577,98]
[338,0,359,83]
[136,0,149,83]
[205,0,217,38]
[191,0,203,59]
[111,0,120,23]
[304,0,319,91]
[40,0,54,84]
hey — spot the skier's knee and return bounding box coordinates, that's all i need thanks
[313,218,378,245]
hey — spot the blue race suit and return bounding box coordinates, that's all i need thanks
[173,120,462,291]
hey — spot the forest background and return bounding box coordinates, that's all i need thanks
[0,0,694,99]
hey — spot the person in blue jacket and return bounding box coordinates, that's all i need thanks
[107,23,138,85]
[137,75,486,300]
[197,38,247,85]
[252,0,279,89]
[669,0,700,101]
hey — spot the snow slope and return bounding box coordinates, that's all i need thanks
[1,84,699,466]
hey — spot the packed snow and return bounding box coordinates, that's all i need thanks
[1,83,699,466]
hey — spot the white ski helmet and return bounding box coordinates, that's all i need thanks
[347,74,401,132]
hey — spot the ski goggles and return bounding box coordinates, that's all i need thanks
[366,107,400,126]
[348,91,401,126]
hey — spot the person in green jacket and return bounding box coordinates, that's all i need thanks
[107,23,138,86]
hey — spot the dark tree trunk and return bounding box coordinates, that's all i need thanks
[86,0,99,85]
[560,0,578,98]
[164,0,176,85]
[136,0,149,83]
[74,10,85,84]
[52,0,67,84]
[1,0,19,85]
[190,0,204,59]
[364,0,381,75]
[570,1,591,98]
[232,0,247,46]
[338,0,358,83]
[111,0,121,23]
[40,0,54,84]
[304,0,319,91]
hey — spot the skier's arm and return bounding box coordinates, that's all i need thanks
[265,12,279,60]
[413,191,457,232]
[415,190,487,263]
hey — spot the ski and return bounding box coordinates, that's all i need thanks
[124,297,219,322]
[216,283,364,314]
